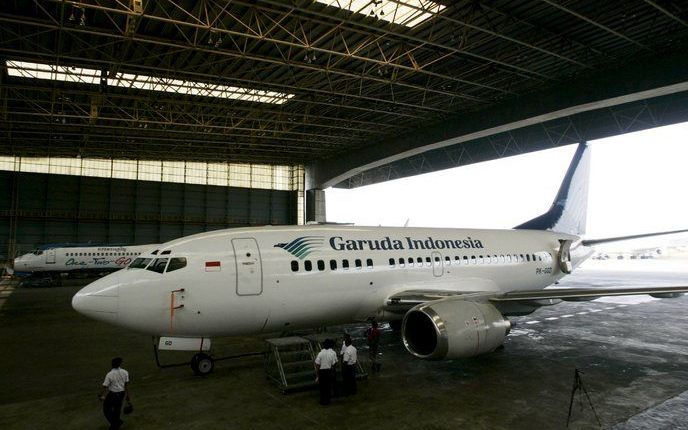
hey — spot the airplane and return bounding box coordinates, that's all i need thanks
[13,244,159,280]
[72,143,688,375]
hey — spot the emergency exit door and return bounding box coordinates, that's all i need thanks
[232,238,263,295]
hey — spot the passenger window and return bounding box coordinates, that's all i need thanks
[129,257,152,269]
[305,260,312,271]
[147,258,168,274]
[291,261,299,272]
[407,257,413,266]
[463,256,468,264]
[434,256,440,262]
[366,258,373,268]
[526,254,531,262]
[355,259,362,269]
[167,257,187,272]
[471,255,476,265]
[330,260,337,270]
[416,257,423,264]
[425,256,431,264]
[317,260,325,271]
[342,259,349,269]
[389,258,395,266]
[398,258,405,268]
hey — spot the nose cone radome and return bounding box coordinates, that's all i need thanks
[13,256,27,271]
[72,273,120,323]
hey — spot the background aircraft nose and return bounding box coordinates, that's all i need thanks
[71,275,119,319]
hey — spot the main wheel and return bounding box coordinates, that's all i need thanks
[190,353,214,375]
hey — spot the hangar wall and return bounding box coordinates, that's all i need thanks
[0,170,298,259]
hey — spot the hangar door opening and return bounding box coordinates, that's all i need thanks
[232,238,263,296]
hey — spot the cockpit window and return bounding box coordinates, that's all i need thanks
[151,250,159,255]
[32,249,44,256]
[166,257,187,273]
[147,258,168,274]
[129,257,152,269]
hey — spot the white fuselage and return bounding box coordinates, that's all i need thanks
[72,225,592,337]
[14,244,159,274]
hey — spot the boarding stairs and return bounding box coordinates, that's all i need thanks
[264,336,317,393]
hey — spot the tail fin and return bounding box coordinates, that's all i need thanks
[515,142,590,235]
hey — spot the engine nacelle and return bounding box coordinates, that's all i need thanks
[402,299,511,360]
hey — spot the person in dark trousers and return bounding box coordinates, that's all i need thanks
[366,320,382,373]
[99,357,131,430]
[341,334,358,395]
[314,338,338,405]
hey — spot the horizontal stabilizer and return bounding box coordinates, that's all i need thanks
[582,228,688,246]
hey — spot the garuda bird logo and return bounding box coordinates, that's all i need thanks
[273,236,325,259]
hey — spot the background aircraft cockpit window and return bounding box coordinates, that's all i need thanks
[291,261,299,272]
[151,250,159,255]
[161,250,171,255]
[33,249,44,255]
[166,257,187,273]
[129,257,152,269]
[147,258,168,273]
[304,260,312,271]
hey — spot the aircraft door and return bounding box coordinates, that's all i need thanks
[558,239,573,274]
[431,251,443,277]
[232,238,263,295]
[46,249,56,264]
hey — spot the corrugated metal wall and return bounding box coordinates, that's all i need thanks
[0,171,297,259]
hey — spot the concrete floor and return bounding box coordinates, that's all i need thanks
[1,261,688,430]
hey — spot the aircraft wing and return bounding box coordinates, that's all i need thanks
[385,286,688,314]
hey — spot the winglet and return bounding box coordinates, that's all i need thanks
[515,142,590,235]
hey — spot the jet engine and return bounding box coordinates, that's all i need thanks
[401,299,510,360]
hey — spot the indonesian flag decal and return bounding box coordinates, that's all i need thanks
[205,261,221,272]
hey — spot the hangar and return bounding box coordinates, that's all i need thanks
[1,1,688,429]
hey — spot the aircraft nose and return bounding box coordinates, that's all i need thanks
[72,274,120,319]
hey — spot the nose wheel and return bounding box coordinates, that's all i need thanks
[190,353,214,375]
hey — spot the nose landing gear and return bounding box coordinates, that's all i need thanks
[190,353,214,375]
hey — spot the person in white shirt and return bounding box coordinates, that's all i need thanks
[342,334,358,396]
[314,338,338,405]
[99,357,131,430]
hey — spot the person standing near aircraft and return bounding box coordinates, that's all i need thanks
[99,357,131,430]
[342,334,357,395]
[366,321,381,373]
[314,339,337,405]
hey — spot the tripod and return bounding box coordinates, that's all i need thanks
[566,368,601,428]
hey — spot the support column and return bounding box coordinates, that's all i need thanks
[305,189,326,224]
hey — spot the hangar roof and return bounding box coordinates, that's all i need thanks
[1,1,688,187]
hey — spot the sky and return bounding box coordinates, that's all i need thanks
[326,121,688,240]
